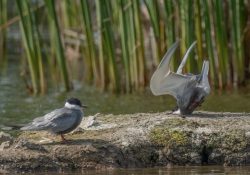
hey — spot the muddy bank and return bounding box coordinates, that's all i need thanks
[1,111,250,173]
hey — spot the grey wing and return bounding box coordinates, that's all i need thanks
[20,109,61,130]
[150,40,197,99]
[151,71,192,99]
[150,40,182,97]
[45,110,80,133]
[157,41,180,70]
[21,108,76,131]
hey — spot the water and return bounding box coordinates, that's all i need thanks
[31,166,250,175]
[0,56,250,126]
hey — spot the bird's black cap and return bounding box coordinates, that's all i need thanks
[66,98,87,108]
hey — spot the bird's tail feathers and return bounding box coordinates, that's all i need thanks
[20,124,47,131]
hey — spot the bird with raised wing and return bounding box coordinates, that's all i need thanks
[150,41,210,115]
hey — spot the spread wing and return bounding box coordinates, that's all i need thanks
[151,70,191,98]
[150,41,196,99]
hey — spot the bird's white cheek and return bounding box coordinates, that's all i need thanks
[65,102,82,110]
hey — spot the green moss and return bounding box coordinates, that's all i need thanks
[149,127,188,147]
[159,118,203,129]
[149,117,204,147]
[165,118,186,127]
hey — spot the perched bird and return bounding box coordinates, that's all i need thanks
[150,41,210,115]
[21,98,87,141]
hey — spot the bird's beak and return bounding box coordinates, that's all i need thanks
[81,105,88,108]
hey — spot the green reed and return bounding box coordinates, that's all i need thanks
[144,0,163,65]
[0,0,7,63]
[202,0,218,88]
[115,0,146,92]
[44,0,71,91]
[61,0,74,29]
[118,0,131,92]
[213,0,230,88]
[79,0,99,85]
[8,0,250,93]
[16,0,45,94]
[163,0,178,70]
[96,0,118,92]
[194,0,203,69]
[133,0,146,89]
[229,0,245,86]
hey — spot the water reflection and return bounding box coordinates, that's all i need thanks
[31,166,250,175]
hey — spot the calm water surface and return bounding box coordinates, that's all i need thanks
[31,166,250,175]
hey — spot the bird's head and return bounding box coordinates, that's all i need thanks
[65,98,87,110]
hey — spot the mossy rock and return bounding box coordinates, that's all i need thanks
[148,117,204,148]
[149,127,189,147]
[158,117,204,129]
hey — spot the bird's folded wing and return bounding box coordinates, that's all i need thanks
[20,112,59,131]
[21,108,79,131]
[47,112,79,133]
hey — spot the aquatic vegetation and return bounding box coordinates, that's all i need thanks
[79,0,99,85]
[0,0,7,66]
[16,0,45,94]
[2,0,250,93]
[44,0,71,91]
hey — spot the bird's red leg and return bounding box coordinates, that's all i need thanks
[60,134,66,142]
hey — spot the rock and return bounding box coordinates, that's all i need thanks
[82,114,98,128]
[0,111,250,173]
[0,141,11,151]
[73,114,98,133]
[75,113,117,132]
[190,152,201,164]
[0,169,8,174]
[0,132,13,144]
[245,131,250,138]
[14,139,47,152]
[209,150,223,164]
